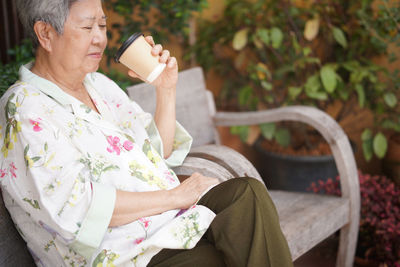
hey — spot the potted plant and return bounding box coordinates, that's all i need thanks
[191,0,400,189]
[309,171,400,266]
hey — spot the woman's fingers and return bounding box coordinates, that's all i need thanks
[127,69,140,79]
[159,50,170,63]
[172,172,219,209]
[145,35,155,46]
[151,44,163,56]
[166,57,177,68]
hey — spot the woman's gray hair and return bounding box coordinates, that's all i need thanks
[15,0,79,49]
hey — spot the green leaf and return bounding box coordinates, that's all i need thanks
[24,145,29,156]
[306,91,328,100]
[275,128,290,147]
[373,132,388,159]
[320,65,337,93]
[260,123,276,140]
[355,84,365,108]
[256,28,270,46]
[270,27,284,49]
[31,157,41,162]
[361,128,372,141]
[44,143,48,152]
[238,86,253,107]
[305,74,321,93]
[261,81,273,91]
[288,86,302,99]
[336,80,349,100]
[6,101,17,116]
[381,119,400,131]
[230,126,249,143]
[362,140,373,161]
[233,28,249,51]
[303,47,312,56]
[332,27,348,48]
[383,93,397,108]
[304,75,327,100]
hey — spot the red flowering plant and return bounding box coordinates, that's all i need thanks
[309,171,400,266]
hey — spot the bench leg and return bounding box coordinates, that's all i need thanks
[336,221,358,267]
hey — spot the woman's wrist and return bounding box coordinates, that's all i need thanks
[167,188,183,209]
[156,85,176,95]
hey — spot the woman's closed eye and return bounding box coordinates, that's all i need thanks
[82,24,107,30]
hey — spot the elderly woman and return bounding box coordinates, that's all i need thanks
[0,0,293,266]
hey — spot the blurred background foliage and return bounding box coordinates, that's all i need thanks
[1,0,399,161]
[192,0,400,160]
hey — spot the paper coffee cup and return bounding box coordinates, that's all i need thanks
[115,33,166,83]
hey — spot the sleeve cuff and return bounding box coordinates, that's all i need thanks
[147,120,193,168]
[70,182,116,260]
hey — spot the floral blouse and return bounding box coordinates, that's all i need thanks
[0,63,216,267]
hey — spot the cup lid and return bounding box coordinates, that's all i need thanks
[114,32,143,63]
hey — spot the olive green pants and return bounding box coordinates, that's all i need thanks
[148,177,293,267]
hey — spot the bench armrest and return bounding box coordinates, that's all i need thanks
[214,106,360,230]
[188,145,264,184]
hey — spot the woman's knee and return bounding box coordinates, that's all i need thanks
[232,177,266,192]
[221,177,267,199]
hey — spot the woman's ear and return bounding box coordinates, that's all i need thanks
[33,21,56,52]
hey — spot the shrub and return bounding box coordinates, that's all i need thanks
[309,171,400,266]
[0,39,34,97]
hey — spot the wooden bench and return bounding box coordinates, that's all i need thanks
[0,67,360,267]
[127,67,360,267]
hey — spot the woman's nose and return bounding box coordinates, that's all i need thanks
[92,26,107,45]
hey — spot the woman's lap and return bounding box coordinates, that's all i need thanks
[149,177,293,267]
[148,238,225,267]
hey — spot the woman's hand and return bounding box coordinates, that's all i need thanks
[128,35,178,90]
[170,172,220,209]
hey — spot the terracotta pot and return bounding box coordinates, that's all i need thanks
[383,134,400,186]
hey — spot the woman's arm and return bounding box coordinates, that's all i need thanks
[109,173,218,227]
[128,36,178,158]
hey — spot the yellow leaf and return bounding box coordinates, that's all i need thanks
[304,17,320,41]
[256,62,269,80]
[232,28,249,51]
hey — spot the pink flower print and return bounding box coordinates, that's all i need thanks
[116,103,122,108]
[123,140,133,151]
[164,170,176,184]
[106,136,122,155]
[9,162,17,178]
[29,118,42,132]
[134,237,144,245]
[139,217,151,229]
[0,168,6,178]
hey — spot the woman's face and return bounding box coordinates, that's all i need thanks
[50,0,107,74]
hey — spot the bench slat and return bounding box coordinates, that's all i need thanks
[270,190,349,260]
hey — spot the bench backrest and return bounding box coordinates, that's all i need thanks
[126,67,219,147]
